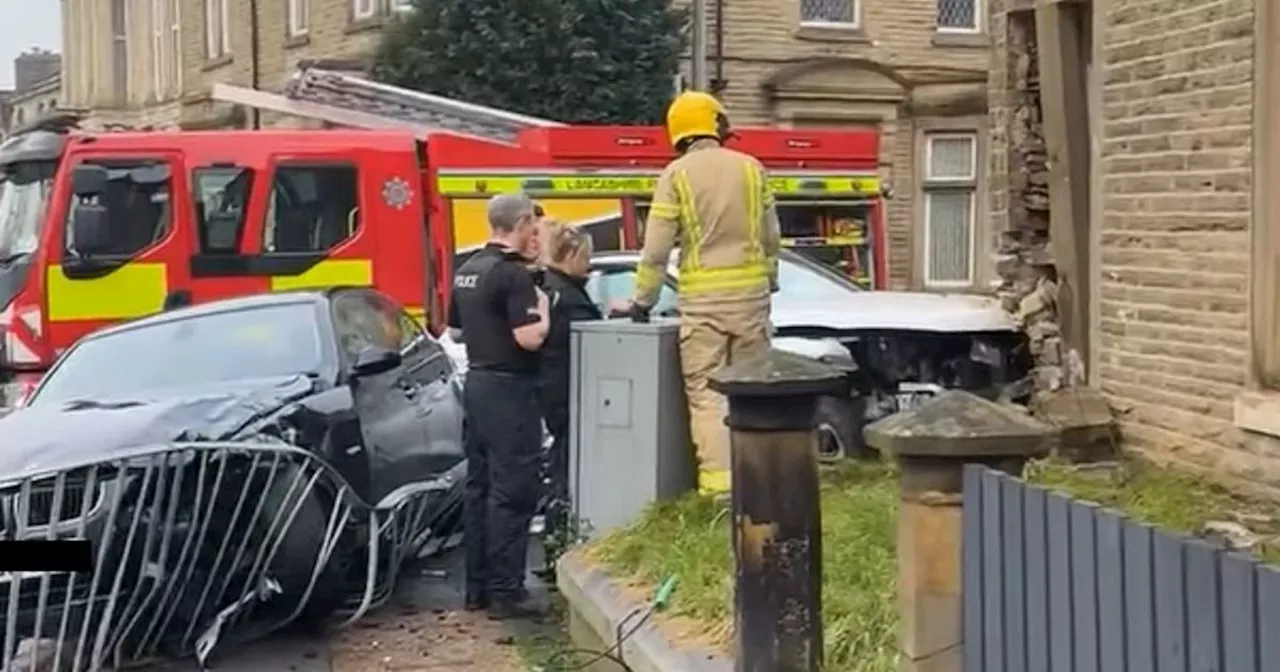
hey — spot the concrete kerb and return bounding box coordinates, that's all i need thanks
[557,551,734,672]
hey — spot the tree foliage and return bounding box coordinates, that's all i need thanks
[371,0,686,124]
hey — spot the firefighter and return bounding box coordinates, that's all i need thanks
[621,91,781,497]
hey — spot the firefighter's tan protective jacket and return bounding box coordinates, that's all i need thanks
[634,139,782,307]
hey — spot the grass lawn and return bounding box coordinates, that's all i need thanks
[584,461,901,672]
[578,455,1280,672]
[1024,458,1280,565]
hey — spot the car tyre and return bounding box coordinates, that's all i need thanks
[814,394,870,461]
[258,467,346,629]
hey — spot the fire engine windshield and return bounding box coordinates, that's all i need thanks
[0,164,52,263]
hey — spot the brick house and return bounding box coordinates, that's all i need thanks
[691,0,995,290]
[59,0,412,130]
[988,0,1280,495]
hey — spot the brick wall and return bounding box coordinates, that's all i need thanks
[184,0,387,128]
[1094,0,1274,488]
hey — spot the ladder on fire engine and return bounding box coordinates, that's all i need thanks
[211,67,563,145]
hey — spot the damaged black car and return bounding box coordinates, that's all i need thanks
[0,288,465,670]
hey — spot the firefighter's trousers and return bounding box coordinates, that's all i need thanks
[678,298,771,495]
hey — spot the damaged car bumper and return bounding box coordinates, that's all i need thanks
[0,440,464,672]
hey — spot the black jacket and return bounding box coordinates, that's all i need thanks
[538,269,603,426]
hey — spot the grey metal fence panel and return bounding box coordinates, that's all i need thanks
[961,465,984,672]
[980,469,1005,672]
[1045,491,1073,672]
[1000,477,1027,671]
[1095,509,1125,672]
[1152,530,1187,671]
[1220,553,1258,672]
[1122,522,1156,672]
[1022,485,1050,672]
[962,464,1280,672]
[1184,539,1221,671]
[1259,566,1280,664]
[1070,501,1099,672]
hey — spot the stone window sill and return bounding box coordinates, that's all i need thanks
[1233,390,1280,438]
[346,15,384,35]
[794,24,871,44]
[285,33,310,49]
[932,32,989,48]
[202,55,233,72]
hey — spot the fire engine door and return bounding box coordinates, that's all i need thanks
[48,155,192,327]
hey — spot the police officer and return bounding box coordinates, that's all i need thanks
[619,91,781,497]
[447,193,551,620]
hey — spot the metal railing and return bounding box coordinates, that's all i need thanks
[0,440,461,671]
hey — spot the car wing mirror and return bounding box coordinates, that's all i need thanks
[351,345,402,378]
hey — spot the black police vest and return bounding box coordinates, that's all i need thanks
[451,246,540,374]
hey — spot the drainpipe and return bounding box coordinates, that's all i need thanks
[248,0,261,129]
[711,0,726,93]
[690,0,708,90]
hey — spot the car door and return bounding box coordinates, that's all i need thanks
[361,292,465,474]
[389,303,465,475]
[331,289,425,505]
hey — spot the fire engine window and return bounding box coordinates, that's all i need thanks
[581,215,622,252]
[775,202,874,289]
[64,160,172,257]
[193,166,252,254]
[264,164,360,254]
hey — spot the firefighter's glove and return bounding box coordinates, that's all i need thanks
[629,302,653,324]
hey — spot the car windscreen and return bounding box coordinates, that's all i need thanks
[775,256,861,301]
[29,303,325,406]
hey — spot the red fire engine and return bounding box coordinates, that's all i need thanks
[0,116,885,405]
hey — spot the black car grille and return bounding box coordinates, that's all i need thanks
[18,480,100,527]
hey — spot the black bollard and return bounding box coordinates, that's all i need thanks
[709,349,850,672]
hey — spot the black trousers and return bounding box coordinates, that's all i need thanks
[463,369,544,600]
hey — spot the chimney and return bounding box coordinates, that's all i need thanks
[14,48,61,93]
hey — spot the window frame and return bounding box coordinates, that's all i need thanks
[261,161,362,255]
[798,0,861,29]
[111,0,129,104]
[936,0,982,35]
[1252,0,1280,390]
[151,0,164,98]
[193,165,253,254]
[352,0,377,21]
[287,0,309,38]
[390,0,415,13]
[62,158,177,261]
[917,128,986,290]
[204,0,230,60]
[170,0,183,92]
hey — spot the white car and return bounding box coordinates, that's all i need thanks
[586,250,1028,459]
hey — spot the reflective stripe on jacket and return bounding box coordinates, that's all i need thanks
[634,139,782,307]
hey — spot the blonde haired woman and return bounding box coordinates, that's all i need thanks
[535,221,602,576]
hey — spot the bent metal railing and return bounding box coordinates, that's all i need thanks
[0,439,461,671]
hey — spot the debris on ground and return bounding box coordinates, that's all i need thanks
[329,603,524,672]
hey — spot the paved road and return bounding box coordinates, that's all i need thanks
[145,545,552,671]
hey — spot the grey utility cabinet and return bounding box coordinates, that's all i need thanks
[568,318,694,540]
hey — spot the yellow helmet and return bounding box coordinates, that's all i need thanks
[665,91,729,148]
